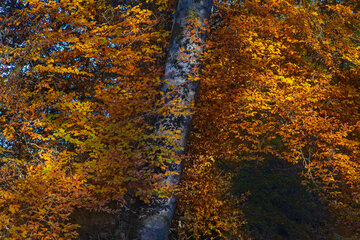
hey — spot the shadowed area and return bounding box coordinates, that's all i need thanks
[233,157,333,240]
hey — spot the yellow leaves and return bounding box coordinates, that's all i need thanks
[0,154,88,237]
[191,1,360,235]
[8,205,20,214]
[279,76,294,85]
[176,154,247,239]
[2,0,359,238]
[35,64,93,76]
[0,0,171,237]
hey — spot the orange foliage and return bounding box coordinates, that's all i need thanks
[184,0,360,237]
[1,0,360,239]
[175,154,248,240]
[0,0,172,238]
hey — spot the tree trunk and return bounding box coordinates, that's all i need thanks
[137,0,213,239]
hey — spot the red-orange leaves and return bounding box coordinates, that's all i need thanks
[0,0,171,238]
[188,0,360,237]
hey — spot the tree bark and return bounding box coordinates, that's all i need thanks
[137,0,213,239]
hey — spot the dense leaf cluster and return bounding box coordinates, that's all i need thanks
[0,0,359,239]
[0,0,172,238]
[178,0,359,238]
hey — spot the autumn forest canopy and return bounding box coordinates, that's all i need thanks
[0,0,359,239]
